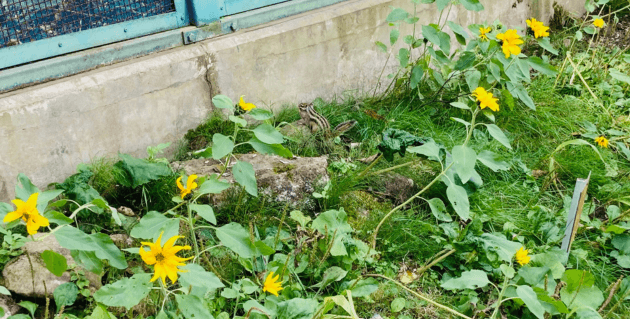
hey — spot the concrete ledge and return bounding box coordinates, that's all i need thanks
[0,0,581,201]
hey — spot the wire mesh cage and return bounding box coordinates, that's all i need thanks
[0,0,176,49]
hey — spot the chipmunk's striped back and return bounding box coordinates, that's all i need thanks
[298,102,356,137]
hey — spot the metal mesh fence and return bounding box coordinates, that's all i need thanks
[0,0,176,49]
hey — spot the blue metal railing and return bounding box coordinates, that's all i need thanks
[0,0,345,71]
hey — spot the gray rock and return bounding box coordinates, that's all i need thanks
[0,294,20,319]
[109,234,134,249]
[172,154,329,205]
[2,234,102,298]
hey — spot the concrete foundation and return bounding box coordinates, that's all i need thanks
[0,0,583,201]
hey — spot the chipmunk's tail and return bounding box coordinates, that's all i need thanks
[333,120,357,136]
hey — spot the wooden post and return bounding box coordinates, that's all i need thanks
[561,172,591,253]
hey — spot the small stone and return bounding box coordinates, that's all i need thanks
[109,234,134,249]
[2,234,102,298]
[0,295,20,319]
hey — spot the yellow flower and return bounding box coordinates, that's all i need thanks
[472,87,500,112]
[593,18,605,28]
[595,136,609,148]
[176,174,198,200]
[496,29,523,58]
[139,232,192,285]
[239,96,257,112]
[262,271,283,296]
[3,193,49,235]
[515,247,531,266]
[526,18,549,38]
[479,26,491,41]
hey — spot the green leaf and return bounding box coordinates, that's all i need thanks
[537,38,558,55]
[390,29,400,46]
[528,57,558,76]
[41,250,67,277]
[454,51,476,71]
[386,8,408,22]
[514,84,536,110]
[437,31,451,55]
[479,233,522,262]
[253,123,284,144]
[212,133,235,160]
[441,270,490,290]
[190,204,216,225]
[485,124,512,149]
[349,278,379,297]
[248,136,293,159]
[560,286,603,310]
[212,95,234,110]
[391,297,406,313]
[452,145,477,183]
[460,0,483,11]
[375,41,387,53]
[465,69,481,92]
[179,264,225,292]
[290,210,311,228]
[130,212,179,245]
[54,283,78,309]
[477,151,510,172]
[500,264,515,279]
[255,240,275,255]
[407,140,442,162]
[427,198,452,222]
[518,267,550,286]
[446,184,469,220]
[243,300,273,318]
[0,286,10,295]
[197,175,231,195]
[71,250,103,274]
[575,308,603,319]
[610,69,630,84]
[435,0,450,11]
[93,274,152,310]
[233,161,257,197]
[450,101,470,110]
[18,301,37,317]
[216,223,256,258]
[488,62,501,83]
[36,189,64,214]
[398,48,410,67]
[422,25,440,48]
[517,285,545,319]
[501,89,515,110]
[248,108,274,120]
[312,209,353,236]
[313,266,348,289]
[8,314,30,319]
[43,211,73,226]
[377,129,429,162]
[55,226,127,269]
[448,21,469,41]
[276,298,319,319]
[613,234,630,254]
[228,115,247,127]
[117,154,172,188]
[15,173,39,201]
[85,305,117,319]
[562,269,595,292]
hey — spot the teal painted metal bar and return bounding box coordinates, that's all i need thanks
[221,0,349,32]
[0,0,189,70]
[225,0,291,15]
[189,0,226,26]
[0,27,192,93]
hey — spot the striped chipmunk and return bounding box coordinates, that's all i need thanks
[298,103,357,137]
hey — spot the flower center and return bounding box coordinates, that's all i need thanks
[156,253,165,262]
[23,213,30,220]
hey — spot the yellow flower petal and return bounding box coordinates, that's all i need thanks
[262,271,284,296]
[137,232,190,285]
[593,19,605,28]
[515,247,531,266]
[239,96,257,112]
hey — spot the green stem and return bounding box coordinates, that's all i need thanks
[187,204,200,259]
[368,159,418,177]
[356,154,383,179]
[365,274,473,319]
[490,273,510,319]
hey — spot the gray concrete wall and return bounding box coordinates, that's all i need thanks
[0,0,583,201]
